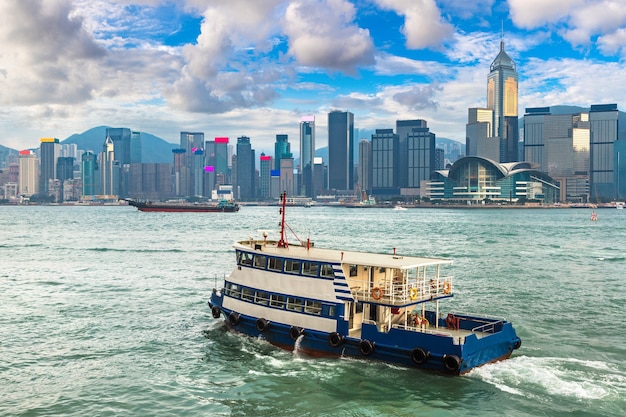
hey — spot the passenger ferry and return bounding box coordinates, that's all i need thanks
[208,193,521,374]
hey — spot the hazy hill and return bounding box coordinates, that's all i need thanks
[63,126,176,163]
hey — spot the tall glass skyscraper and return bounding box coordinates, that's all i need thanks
[328,110,354,190]
[39,137,59,195]
[274,134,290,171]
[589,104,619,201]
[236,136,255,200]
[487,40,519,162]
[299,116,315,198]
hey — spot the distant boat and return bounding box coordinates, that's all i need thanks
[208,192,522,375]
[393,205,407,211]
[616,202,624,210]
[126,199,239,213]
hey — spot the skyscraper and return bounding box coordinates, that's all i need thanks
[274,134,290,171]
[100,136,119,196]
[39,138,59,195]
[328,110,354,190]
[18,150,39,197]
[487,39,519,162]
[180,131,205,196]
[396,119,428,187]
[236,136,255,200]
[358,139,372,197]
[407,123,436,188]
[259,154,272,199]
[299,116,315,198]
[214,137,229,183]
[106,128,132,165]
[81,151,97,198]
[589,104,619,201]
[371,129,399,195]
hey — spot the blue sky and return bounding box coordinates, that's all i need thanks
[0,0,625,155]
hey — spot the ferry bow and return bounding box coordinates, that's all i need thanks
[208,192,521,374]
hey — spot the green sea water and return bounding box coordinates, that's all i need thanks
[1,205,624,416]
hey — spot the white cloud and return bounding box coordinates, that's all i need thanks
[508,0,584,28]
[282,0,375,72]
[373,0,454,49]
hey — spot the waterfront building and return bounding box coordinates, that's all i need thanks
[56,156,75,202]
[81,151,97,198]
[328,110,354,190]
[39,138,59,196]
[193,148,205,197]
[589,104,619,201]
[274,134,290,171]
[396,120,427,188]
[128,163,173,200]
[180,132,204,197]
[313,157,325,198]
[214,137,229,182]
[358,139,372,197]
[406,121,436,189]
[100,136,119,197]
[426,156,559,203]
[486,39,519,162]
[279,154,295,197]
[172,148,188,197]
[371,129,399,197]
[299,116,315,198]
[259,154,272,199]
[18,150,39,197]
[435,148,445,170]
[236,136,255,200]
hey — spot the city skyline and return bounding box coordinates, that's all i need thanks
[0,1,625,153]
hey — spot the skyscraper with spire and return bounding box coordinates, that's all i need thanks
[487,38,519,162]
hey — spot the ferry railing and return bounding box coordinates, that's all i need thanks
[471,320,505,334]
[351,275,454,305]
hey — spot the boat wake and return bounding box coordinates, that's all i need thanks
[468,355,626,401]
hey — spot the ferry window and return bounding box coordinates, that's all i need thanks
[286,297,303,312]
[328,306,335,317]
[302,262,319,277]
[238,252,253,266]
[268,257,283,272]
[304,300,322,315]
[270,294,285,308]
[285,259,301,274]
[320,264,335,278]
[349,265,358,277]
[241,288,254,302]
[253,255,267,269]
[226,283,240,298]
[255,291,269,305]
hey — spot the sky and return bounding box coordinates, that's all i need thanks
[1,0,625,155]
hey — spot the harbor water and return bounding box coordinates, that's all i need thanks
[1,205,624,416]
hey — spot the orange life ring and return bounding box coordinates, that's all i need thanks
[409,287,419,300]
[371,287,383,300]
[443,282,451,294]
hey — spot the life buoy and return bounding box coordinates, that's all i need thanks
[409,287,419,300]
[443,354,461,372]
[228,312,241,326]
[289,326,304,340]
[443,282,451,294]
[211,306,221,318]
[328,332,344,348]
[256,318,270,332]
[411,347,429,365]
[359,339,374,356]
[371,287,383,300]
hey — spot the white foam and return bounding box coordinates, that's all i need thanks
[469,356,626,401]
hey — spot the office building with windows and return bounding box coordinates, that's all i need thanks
[299,116,315,198]
[328,110,354,190]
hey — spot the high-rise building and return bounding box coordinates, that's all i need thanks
[18,150,39,197]
[215,137,229,182]
[106,128,132,165]
[407,124,436,196]
[81,151,97,197]
[100,136,119,196]
[56,156,75,202]
[193,148,205,197]
[172,149,187,197]
[236,136,255,200]
[274,134,290,171]
[328,110,354,190]
[280,154,295,197]
[259,154,272,199]
[396,120,428,187]
[486,39,519,162]
[589,104,619,201]
[358,139,372,196]
[39,138,59,195]
[130,131,142,163]
[180,131,204,196]
[371,129,399,195]
[466,108,495,159]
[299,116,315,198]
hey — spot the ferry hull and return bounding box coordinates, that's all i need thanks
[209,291,520,375]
